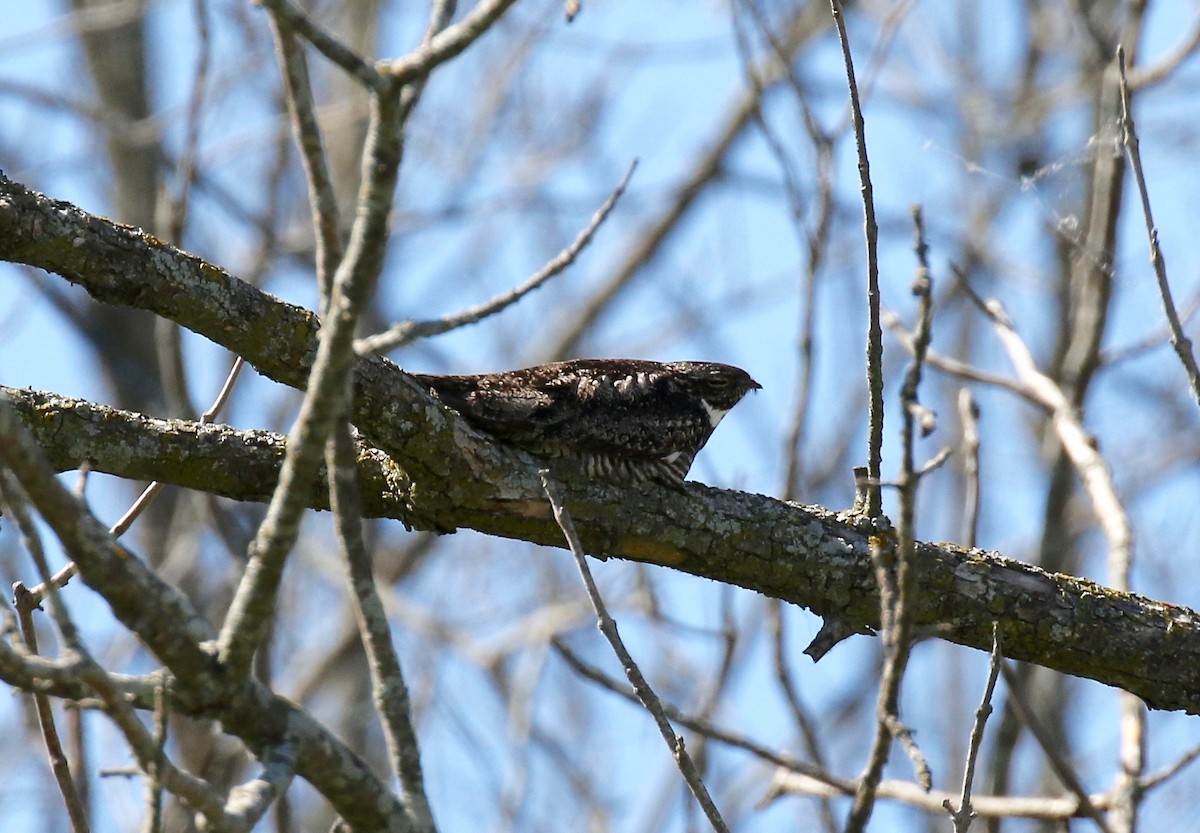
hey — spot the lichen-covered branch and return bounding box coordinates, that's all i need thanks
[3,174,1200,713]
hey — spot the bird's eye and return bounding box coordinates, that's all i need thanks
[708,376,731,389]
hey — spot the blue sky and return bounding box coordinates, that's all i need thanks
[3,1,1200,831]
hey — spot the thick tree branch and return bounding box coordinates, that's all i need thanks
[0,386,410,517]
[3,174,1200,713]
[0,399,419,833]
[3,381,1198,713]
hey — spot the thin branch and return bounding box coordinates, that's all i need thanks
[8,597,91,830]
[999,661,1116,833]
[559,636,1108,823]
[540,472,730,833]
[845,206,935,833]
[4,478,231,832]
[379,0,521,83]
[1139,741,1200,791]
[357,160,639,355]
[765,600,838,833]
[76,663,236,832]
[983,300,1133,583]
[254,0,383,90]
[1116,45,1200,408]
[222,744,297,831]
[328,421,435,833]
[915,444,954,478]
[957,389,981,549]
[546,2,831,359]
[1127,13,1200,89]
[268,13,342,302]
[831,0,884,519]
[159,0,212,245]
[1101,285,1200,367]
[985,299,1145,828]
[945,624,1003,832]
[218,81,407,678]
[396,0,459,128]
[2,509,91,833]
[884,309,1036,402]
[732,0,837,503]
[141,672,168,833]
[772,770,1107,822]
[113,357,245,540]
[66,700,90,824]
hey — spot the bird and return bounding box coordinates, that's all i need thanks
[410,359,761,486]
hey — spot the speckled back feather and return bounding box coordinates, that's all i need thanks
[412,359,760,485]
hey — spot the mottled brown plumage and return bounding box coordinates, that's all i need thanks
[412,359,760,485]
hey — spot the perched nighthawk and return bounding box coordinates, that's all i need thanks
[411,359,761,485]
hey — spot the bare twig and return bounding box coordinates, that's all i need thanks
[66,700,90,823]
[254,0,383,90]
[546,3,831,359]
[766,600,838,832]
[553,636,837,781]
[1102,285,1200,367]
[559,635,1106,823]
[160,0,212,245]
[983,300,1133,583]
[772,769,1108,822]
[0,477,91,833]
[845,206,935,833]
[986,296,1146,827]
[113,357,246,539]
[379,0,521,83]
[915,444,954,478]
[732,0,837,503]
[399,0,469,130]
[218,80,407,678]
[831,0,884,518]
[1139,741,1200,791]
[10,603,91,832]
[999,661,1115,833]
[944,624,1003,832]
[5,473,232,832]
[328,420,435,833]
[846,534,901,833]
[884,309,1036,401]
[1090,54,1151,794]
[357,160,639,355]
[957,389,981,549]
[268,14,342,302]
[1116,45,1200,408]
[1127,14,1200,89]
[141,672,168,833]
[77,663,236,832]
[539,472,730,833]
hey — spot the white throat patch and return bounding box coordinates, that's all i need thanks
[701,399,729,428]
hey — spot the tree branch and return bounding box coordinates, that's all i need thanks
[4,380,1199,712]
[3,175,1200,714]
[0,398,419,833]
